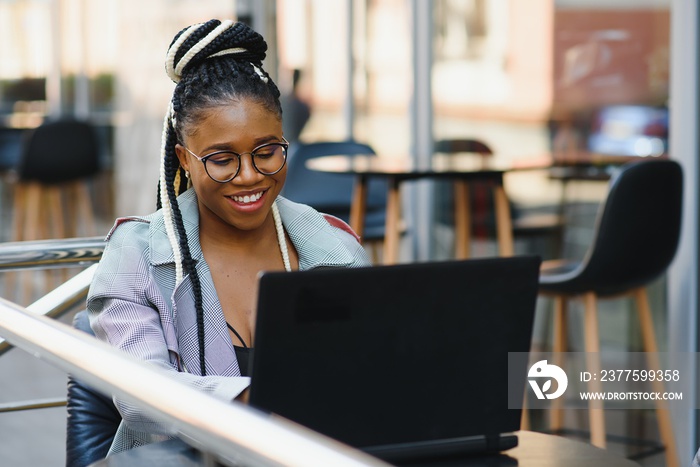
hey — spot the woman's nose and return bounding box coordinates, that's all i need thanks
[235,153,263,183]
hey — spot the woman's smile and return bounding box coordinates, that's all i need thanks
[225,188,268,211]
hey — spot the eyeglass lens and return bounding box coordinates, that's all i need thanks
[205,143,287,182]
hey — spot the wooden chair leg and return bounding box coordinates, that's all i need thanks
[40,186,63,291]
[520,393,530,431]
[383,179,401,265]
[5,183,27,302]
[492,185,514,257]
[79,183,96,236]
[70,181,96,237]
[550,295,568,432]
[634,287,679,467]
[20,183,44,304]
[583,291,606,448]
[453,180,471,259]
[23,182,43,241]
[11,183,26,242]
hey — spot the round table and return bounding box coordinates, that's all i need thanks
[306,154,549,264]
[92,430,642,466]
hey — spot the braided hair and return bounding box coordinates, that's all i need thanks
[158,19,282,376]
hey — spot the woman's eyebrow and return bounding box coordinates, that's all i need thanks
[202,135,282,153]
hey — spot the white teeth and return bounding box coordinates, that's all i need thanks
[231,192,263,204]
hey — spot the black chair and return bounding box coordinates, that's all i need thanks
[281,140,390,247]
[434,138,565,259]
[66,310,120,467]
[539,158,681,466]
[8,119,102,304]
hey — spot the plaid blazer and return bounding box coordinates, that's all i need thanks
[87,189,371,454]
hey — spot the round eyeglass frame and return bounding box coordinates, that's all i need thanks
[181,137,289,183]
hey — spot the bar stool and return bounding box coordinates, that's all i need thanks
[539,159,681,467]
[7,119,100,303]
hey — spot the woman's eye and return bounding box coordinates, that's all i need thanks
[255,151,275,159]
[208,156,235,166]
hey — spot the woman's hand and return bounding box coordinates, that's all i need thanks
[236,388,250,404]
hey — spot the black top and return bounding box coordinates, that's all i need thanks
[233,345,254,377]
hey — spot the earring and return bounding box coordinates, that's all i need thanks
[185,170,190,179]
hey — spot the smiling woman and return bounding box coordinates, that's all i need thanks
[85,19,371,457]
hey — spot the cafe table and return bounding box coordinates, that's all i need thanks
[306,153,550,264]
[93,430,641,466]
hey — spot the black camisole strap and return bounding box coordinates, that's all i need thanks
[226,322,248,349]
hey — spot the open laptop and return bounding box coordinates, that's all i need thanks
[249,256,540,464]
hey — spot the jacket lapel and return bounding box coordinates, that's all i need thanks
[153,189,240,376]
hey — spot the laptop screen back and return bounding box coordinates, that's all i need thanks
[249,256,540,451]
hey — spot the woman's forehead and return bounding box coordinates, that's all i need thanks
[185,100,282,146]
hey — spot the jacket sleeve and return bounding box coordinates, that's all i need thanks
[87,220,248,436]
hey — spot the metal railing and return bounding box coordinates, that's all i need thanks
[0,237,105,356]
[0,238,389,466]
[0,236,105,272]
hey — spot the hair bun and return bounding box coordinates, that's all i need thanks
[165,19,267,83]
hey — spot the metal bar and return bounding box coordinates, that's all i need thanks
[409,0,434,262]
[669,0,700,457]
[0,301,389,467]
[0,397,66,413]
[344,0,355,139]
[0,263,98,356]
[0,236,104,272]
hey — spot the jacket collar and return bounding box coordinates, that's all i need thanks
[148,189,356,269]
[149,189,203,266]
[276,196,356,269]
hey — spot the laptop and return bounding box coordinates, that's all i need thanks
[249,256,541,464]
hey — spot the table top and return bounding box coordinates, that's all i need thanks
[499,431,640,467]
[304,151,663,181]
[393,431,641,466]
[305,153,551,181]
[93,430,640,467]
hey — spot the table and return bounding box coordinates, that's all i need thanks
[93,430,641,466]
[306,154,549,264]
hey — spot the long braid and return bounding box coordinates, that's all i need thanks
[163,151,206,375]
[159,19,282,376]
[159,105,184,283]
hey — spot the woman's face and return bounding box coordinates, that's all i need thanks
[176,99,286,233]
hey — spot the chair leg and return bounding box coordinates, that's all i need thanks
[5,183,27,302]
[383,179,401,265]
[492,185,514,257]
[582,291,606,448]
[21,183,44,304]
[633,287,679,467]
[72,181,96,236]
[66,180,95,237]
[43,185,65,291]
[453,180,471,259]
[550,295,568,432]
[520,392,530,431]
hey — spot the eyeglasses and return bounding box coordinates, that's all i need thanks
[182,137,289,183]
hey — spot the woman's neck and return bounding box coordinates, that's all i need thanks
[199,211,278,254]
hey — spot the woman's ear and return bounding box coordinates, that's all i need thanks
[175,144,190,173]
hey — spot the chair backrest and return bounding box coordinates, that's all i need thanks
[433,138,498,230]
[18,119,100,183]
[281,140,387,217]
[575,158,683,295]
[66,310,120,467]
[434,138,493,157]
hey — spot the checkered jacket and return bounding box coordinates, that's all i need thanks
[87,189,371,454]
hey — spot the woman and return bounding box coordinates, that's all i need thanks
[87,19,370,454]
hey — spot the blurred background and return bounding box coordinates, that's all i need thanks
[0,0,696,466]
